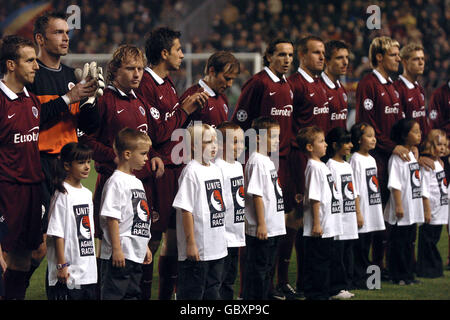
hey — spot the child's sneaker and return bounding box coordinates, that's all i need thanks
[330,290,352,300]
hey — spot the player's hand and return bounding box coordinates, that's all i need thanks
[393,145,411,162]
[57,266,70,284]
[74,62,105,108]
[143,247,153,264]
[312,224,323,237]
[418,155,435,171]
[256,223,268,240]
[150,156,165,178]
[112,249,126,268]
[181,90,210,114]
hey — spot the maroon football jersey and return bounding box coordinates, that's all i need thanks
[320,72,349,131]
[428,81,449,137]
[394,75,430,137]
[288,67,330,146]
[356,70,404,156]
[180,80,229,127]
[0,81,43,184]
[231,67,293,157]
[136,67,187,165]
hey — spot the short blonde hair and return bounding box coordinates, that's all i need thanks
[421,129,448,157]
[400,42,424,61]
[186,123,216,157]
[114,127,151,158]
[368,36,400,68]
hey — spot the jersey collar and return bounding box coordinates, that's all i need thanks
[321,72,341,89]
[0,80,30,100]
[198,79,216,97]
[145,66,164,85]
[399,75,417,89]
[372,69,393,84]
[297,67,315,83]
[107,85,137,99]
[264,66,286,83]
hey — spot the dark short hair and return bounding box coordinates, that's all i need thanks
[251,116,279,132]
[350,122,373,153]
[144,27,181,66]
[297,35,323,55]
[0,35,35,74]
[390,118,419,145]
[263,38,293,66]
[33,11,67,43]
[325,126,351,160]
[204,51,240,75]
[324,40,349,61]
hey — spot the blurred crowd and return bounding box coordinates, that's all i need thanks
[0,0,448,105]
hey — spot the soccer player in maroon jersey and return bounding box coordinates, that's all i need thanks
[0,35,71,300]
[180,51,240,127]
[321,40,350,131]
[137,27,208,300]
[394,43,430,138]
[231,38,296,300]
[25,11,101,289]
[287,35,328,298]
[356,36,413,280]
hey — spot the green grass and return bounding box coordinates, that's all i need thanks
[24,164,450,300]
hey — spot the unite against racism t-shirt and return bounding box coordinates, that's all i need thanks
[421,160,448,225]
[173,159,228,261]
[47,182,97,287]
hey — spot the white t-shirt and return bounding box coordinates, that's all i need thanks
[349,152,385,233]
[303,158,343,238]
[173,159,228,261]
[326,159,359,240]
[213,158,246,247]
[47,182,97,287]
[100,170,151,264]
[421,160,448,225]
[244,152,286,238]
[384,152,424,226]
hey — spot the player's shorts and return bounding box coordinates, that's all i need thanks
[0,181,43,252]
[287,147,308,210]
[151,164,184,233]
[277,156,293,213]
[40,152,59,233]
[372,151,390,207]
[92,172,111,240]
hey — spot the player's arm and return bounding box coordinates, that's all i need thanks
[107,217,125,268]
[253,195,267,240]
[311,199,323,237]
[182,209,199,261]
[77,103,101,135]
[231,78,263,131]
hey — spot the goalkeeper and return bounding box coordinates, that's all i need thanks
[25,11,105,293]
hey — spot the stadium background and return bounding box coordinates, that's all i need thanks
[0,0,449,300]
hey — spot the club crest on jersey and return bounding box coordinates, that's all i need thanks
[364,98,374,110]
[150,107,160,120]
[429,110,437,120]
[68,82,75,90]
[236,109,248,122]
[32,106,38,118]
[139,106,146,116]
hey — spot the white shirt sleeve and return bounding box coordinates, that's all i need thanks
[308,165,323,202]
[387,156,403,191]
[246,163,266,197]
[173,174,197,215]
[46,192,67,239]
[100,180,123,220]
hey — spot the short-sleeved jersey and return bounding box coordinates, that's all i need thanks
[0,81,43,184]
[320,72,349,131]
[181,80,229,127]
[394,75,430,137]
[27,60,80,155]
[288,67,330,143]
[356,70,404,156]
[231,67,293,157]
[213,158,245,247]
[100,170,151,264]
[384,151,424,226]
[244,151,286,237]
[303,158,343,238]
[421,160,448,225]
[173,159,228,261]
[428,81,450,137]
[136,67,187,165]
[47,182,97,287]
[326,159,358,240]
